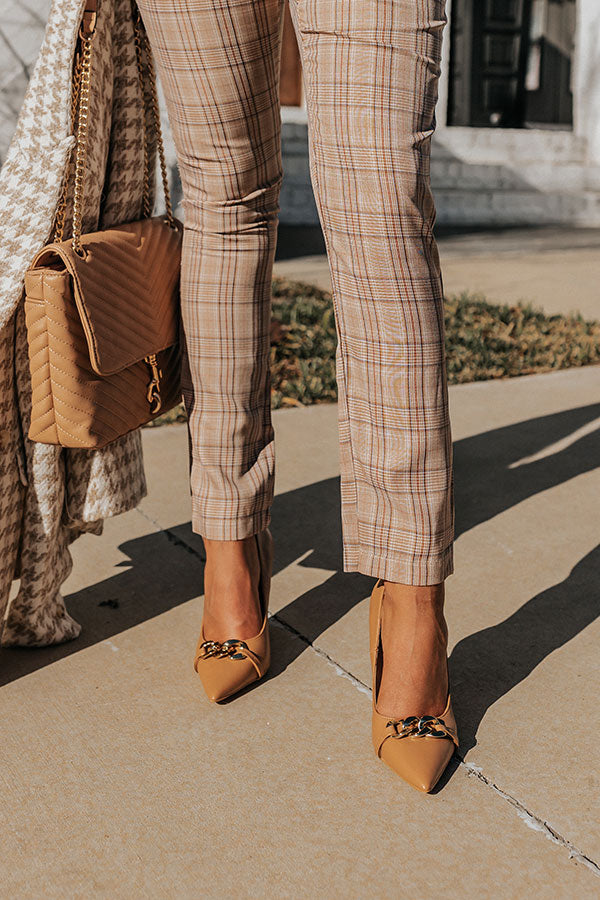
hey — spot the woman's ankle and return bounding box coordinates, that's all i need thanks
[376,579,449,718]
[201,535,263,641]
[382,580,447,637]
[382,579,445,608]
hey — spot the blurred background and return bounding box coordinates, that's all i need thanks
[2,0,599,323]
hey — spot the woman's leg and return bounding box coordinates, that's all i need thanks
[136,0,285,639]
[136,0,283,540]
[286,0,453,713]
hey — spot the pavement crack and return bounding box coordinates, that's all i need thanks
[273,611,600,881]
[461,761,600,878]
[270,612,371,695]
[134,507,206,558]
[125,518,600,879]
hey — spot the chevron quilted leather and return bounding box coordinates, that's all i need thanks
[23,214,183,449]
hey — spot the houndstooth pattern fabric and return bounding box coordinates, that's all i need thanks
[0,0,84,329]
[0,0,151,646]
[136,0,454,584]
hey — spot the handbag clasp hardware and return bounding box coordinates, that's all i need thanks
[80,0,97,38]
[144,354,162,414]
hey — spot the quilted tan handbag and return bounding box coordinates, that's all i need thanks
[23,0,184,450]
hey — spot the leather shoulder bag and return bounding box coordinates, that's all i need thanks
[23,0,184,450]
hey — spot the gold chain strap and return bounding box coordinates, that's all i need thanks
[61,0,175,257]
[53,46,84,243]
[71,16,95,256]
[129,0,177,417]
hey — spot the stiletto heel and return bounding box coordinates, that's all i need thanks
[369,578,459,792]
[193,527,273,702]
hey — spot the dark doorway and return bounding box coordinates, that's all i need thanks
[523,0,576,126]
[448,0,575,129]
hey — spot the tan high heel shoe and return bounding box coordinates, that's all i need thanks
[193,527,273,703]
[370,578,459,792]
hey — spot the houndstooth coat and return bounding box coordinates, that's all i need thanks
[0,0,157,646]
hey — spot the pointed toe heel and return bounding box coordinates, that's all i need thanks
[194,526,273,703]
[369,578,459,793]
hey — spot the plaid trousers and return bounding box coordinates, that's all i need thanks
[136,0,454,584]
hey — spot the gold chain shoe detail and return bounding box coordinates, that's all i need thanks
[193,527,273,703]
[386,714,457,742]
[197,638,260,664]
[370,578,459,792]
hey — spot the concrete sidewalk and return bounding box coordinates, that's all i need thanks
[1,365,599,897]
[273,226,600,321]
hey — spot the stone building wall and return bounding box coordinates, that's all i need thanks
[3,0,599,228]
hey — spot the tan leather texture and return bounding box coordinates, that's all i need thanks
[193,527,273,702]
[24,215,184,449]
[369,578,458,792]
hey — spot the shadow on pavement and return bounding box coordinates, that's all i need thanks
[2,401,599,756]
[450,543,600,754]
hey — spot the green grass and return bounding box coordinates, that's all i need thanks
[147,277,600,425]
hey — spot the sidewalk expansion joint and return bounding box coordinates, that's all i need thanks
[271,612,600,881]
[270,612,371,697]
[134,507,206,558]
[129,516,599,879]
[461,762,600,878]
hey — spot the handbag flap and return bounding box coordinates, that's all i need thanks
[27,215,183,376]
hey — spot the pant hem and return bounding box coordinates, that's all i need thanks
[191,503,272,541]
[343,544,454,585]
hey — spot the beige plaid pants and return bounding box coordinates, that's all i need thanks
[136,0,454,584]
